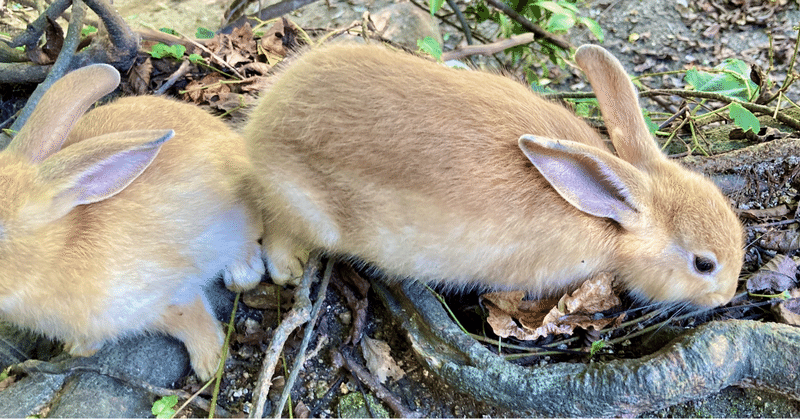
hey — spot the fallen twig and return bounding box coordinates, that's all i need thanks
[441,33,535,62]
[484,0,570,50]
[249,250,322,418]
[274,258,334,417]
[154,59,192,95]
[8,0,85,133]
[332,347,420,418]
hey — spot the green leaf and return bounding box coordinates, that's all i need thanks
[684,60,759,102]
[556,0,579,13]
[429,0,444,15]
[578,16,604,42]
[417,36,442,61]
[643,111,659,135]
[188,53,204,63]
[159,27,178,36]
[150,43,186,59]
[536,0,571,15]
[81,25,97,38]
[195,27,214,39]
[546,13,575,32]
[575,102,593,118]
[590,340,606,357]
[152,395,178,419]
[729,103,760,134]
[718,58,750,77]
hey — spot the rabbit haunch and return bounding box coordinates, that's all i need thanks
[244,44,744,308]
[0,64,264,381]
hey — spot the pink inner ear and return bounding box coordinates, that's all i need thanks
[519,135,641,224]
[71,146,161,206]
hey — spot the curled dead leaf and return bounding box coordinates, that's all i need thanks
[128,57,153,95]
[361,336,404,384]
[481,273,623,341]
[260,17,298,57]
[27,16,63,65]
[759,229,800,253]
[746,253,798,292]
[183,72,231,105]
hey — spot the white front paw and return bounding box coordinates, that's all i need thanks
[223,243,266,292]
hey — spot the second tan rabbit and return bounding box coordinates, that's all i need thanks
[0,64,264,381]
[244,43,744,308]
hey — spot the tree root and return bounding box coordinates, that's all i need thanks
[374,279,800,416]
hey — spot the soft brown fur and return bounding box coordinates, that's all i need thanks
[0,65,264,381]
[243,44,744,307]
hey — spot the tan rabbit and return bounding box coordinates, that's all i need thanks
[0,64,265,381]
[243,43,744,308]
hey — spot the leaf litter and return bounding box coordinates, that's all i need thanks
[480,272,625,343]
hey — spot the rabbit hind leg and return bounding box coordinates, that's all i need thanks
[157,295,224,382]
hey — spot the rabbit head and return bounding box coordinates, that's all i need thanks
[566,45,744,307]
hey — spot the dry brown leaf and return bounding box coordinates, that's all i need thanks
[230,23,257,57]
[128,57,153,95]
[27,16,63,65]
[241,62,272,76]
[773,289,800,326]
[41,16,63,62]
[747,254,798,292]
[260,17,299,58]
[759,229,800,253]
[562,272,621,313]
[294,400,310,419]
[183,72,231,105]
[740,204,791,220]
[484,295,560,340]
[242,282,294,310]
[361,336,404,384]
[481,273,623,341]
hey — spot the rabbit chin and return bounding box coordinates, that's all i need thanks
[621,273,734,308]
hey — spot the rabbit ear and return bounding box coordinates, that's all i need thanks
[574,45,662,166]
[9,64,121,163]
[37,129,173,220]
[518,134,648,226]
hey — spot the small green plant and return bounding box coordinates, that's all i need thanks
[151,395,178,419]
[684,59,761,134]
[534,1,603,42]
[429,0,445,15]
[188,53,205,64]
[589,339,606,357]
[159,27,179,36]
[81,25,97,38]
[149,43,186,60]
[195,27,214,39]
[424,0,602,84]
[417,36,443,61]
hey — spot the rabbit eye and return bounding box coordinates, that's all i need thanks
[694,256,716,274]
